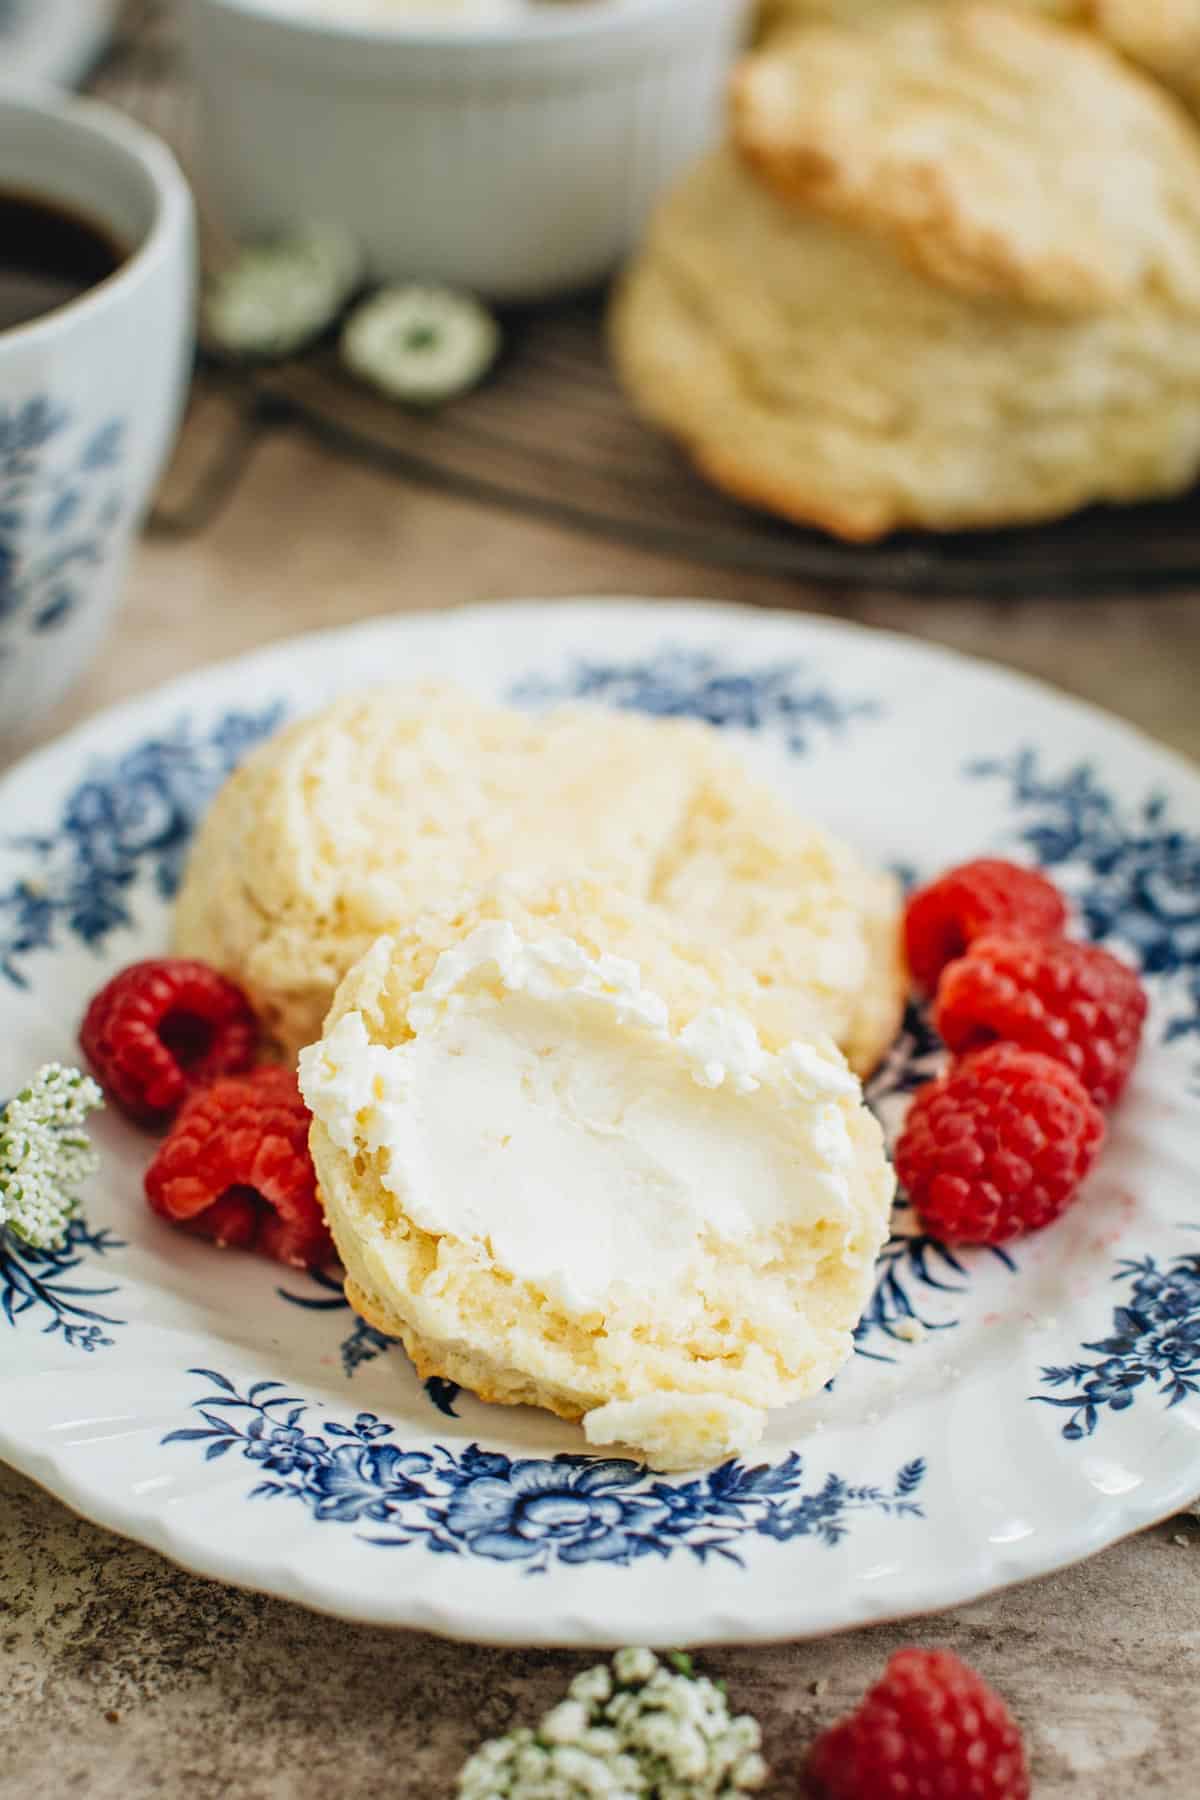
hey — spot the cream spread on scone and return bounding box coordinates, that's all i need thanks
[299,886,894,1468]
[301,922,860,1319]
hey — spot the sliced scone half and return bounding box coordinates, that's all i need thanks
[299,876,894,1469]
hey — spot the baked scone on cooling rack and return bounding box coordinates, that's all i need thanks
[612,5,1200,538]
[754,0,1083,47]
[299,877,895,1469]
[734,2,1200,313]
[173,683,903,1074]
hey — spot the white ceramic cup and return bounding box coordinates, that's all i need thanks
[0,87,195,741]
[180,0,749,302]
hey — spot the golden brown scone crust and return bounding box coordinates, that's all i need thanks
[610,146,1200,539]
[756,0,1086,47]
[1088,0,1200,112]
[735,4,1200,314]
[175,682,904,1072]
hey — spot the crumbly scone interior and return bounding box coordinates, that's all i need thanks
[175,683,904,1074]
[301,878,895,1468]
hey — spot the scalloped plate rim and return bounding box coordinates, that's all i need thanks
[1,595,1198,1647]
[2,1419,1199,1647]
[7,595,1200,797]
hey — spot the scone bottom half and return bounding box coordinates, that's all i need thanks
[299,878,895,1471]
[171,682,906,1080]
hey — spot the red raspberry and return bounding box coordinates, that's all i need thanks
[805,1648,1029,1800]
[895,1043,1104,1244]
[935,934,1147,1109]
[904,859,1067,991]
[81,958,258,1127]
[144,1066,333,1268]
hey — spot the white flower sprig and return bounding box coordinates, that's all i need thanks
[0,1064,104,1250]
[457,1647,768,1799]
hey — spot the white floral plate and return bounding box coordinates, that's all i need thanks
[2,600,1198,1647]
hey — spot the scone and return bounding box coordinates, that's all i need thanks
[173,683,904,1073]
[1087,0,1200,114]
[299,877,895,1469]
[735,4,1200,315]
[755,0,1083,47]
[610,142,1200,539]
[751,0,1200,124]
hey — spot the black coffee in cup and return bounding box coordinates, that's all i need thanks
[0,188,126,333]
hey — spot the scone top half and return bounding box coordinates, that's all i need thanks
[299,877,895,1471]
[173,683,903,1077]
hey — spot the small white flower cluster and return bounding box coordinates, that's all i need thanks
[457,1647,768,1799]
[204,224,364,361]
[0,1064,104,1250]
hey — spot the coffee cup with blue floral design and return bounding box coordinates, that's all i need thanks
[0,86,194,740]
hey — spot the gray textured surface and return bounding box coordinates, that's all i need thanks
[2,1462,1198,1796]
[2,417,1200,1795]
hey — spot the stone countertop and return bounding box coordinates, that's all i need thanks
[2,392,1199,1797]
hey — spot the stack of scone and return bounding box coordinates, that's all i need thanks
[612,1,1200,538]
[176,685,906,1466]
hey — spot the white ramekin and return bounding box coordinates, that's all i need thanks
[178,0,750,301]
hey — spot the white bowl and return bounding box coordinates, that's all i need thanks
[179,0,750,302]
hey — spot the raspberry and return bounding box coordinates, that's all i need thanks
[904,859,1067,991]
[81,958,258,1127]
[144,1065,333,1268]
[895,1043,1104,1245]
[805,1648,1029,1800]
[935,934,1147,1109]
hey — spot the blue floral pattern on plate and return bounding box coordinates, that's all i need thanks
[972,748,1200,1058]
[0,702,284,987]
[0,1217,124,1350]
[162,1370,926,1571]
[0,703,283,1357]
[0,398,126,647]
[511,645,881,753]
[1034,1250,1200,1439]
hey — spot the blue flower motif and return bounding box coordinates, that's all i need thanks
[1034,1251,1200,1437]
[510,646,881,754]
[304,1441,434,1523]
[443,1458,666,1564]
[1,1216,125,1351]
[243,1418,328,1476]
[0,703,284,986]
[82,421,123,470]
[0,397,126,654]
[0,395,63,471]
[163,1372,926,1569]
[971,748,1200,1060]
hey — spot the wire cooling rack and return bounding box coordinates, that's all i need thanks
[90,2,1200,593]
